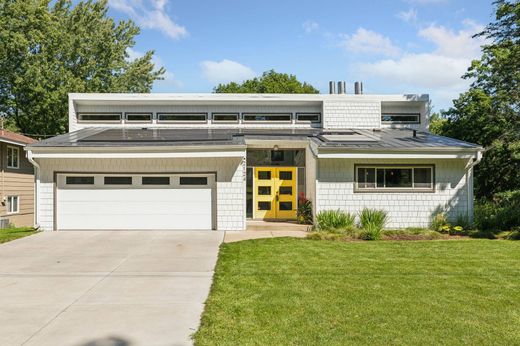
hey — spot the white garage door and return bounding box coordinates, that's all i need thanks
[56,174,215,230]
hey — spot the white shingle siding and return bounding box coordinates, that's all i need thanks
[322,100,381,129]
[35,157,245,231]
[316,158,470,228]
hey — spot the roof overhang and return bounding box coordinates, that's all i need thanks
[316,147,483,160]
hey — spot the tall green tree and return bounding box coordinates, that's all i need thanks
[438,0,520,198]
[0,0,164,136]
[214,70,319,94]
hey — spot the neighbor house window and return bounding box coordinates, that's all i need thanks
[243,113,292,123]
[157,113,207,123]
[7,146,19,169]
[7,196,19,214]
[125,113,152,123]
[296,113,321,123]
[356,165,434,191]
[381,113,420,124]
[77,113,122,123]
[212,113,239,123]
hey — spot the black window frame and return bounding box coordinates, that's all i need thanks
[157,113,208,123]
[296,112,321,123]
[381,113,421,124]
[66,176,95,185]
[77,113,122,123]
[104,176,133,185]
[179,176,208,186]
[125,112,153,123]
[212,113,239,123]
[354,165,435,192]
[242,113,292,123]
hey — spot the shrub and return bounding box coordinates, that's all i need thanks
[297,193,313,225]
[315,210,356,232]
[475,190,520,232]
[382,228,445,240]
[358,208,388,241]
[430,212,450,232]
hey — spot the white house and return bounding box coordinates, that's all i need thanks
[26,87,483,231]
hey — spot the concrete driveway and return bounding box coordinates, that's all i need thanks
[0,231,223,346]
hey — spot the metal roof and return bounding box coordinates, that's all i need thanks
[27,127,481,151]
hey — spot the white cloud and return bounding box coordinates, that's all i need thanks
[339,28,401,57]
[302,21,319,33]
[200,59,256,84]
[109,0,187,40]
[397,8,418,23]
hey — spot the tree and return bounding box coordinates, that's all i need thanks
[214,70,319,94]
[438,0,520,198]
[0,0,164,136]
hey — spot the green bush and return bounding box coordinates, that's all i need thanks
[430,212,450,232]
[315,210,356,232]
[475,190,520,232]
[297,194,313,225]
[358,208,388,241]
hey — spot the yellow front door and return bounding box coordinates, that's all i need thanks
[254,167,297,220]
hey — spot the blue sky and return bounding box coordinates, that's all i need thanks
[108,0,494,111]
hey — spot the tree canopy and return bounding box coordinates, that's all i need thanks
[0,0,164,136]
[214,70,319,94]
[434,0,520,198]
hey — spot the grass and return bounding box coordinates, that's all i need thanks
[0,227,37,244]
[194,238,520,346]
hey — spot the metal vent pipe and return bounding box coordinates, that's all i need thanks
[337,81,346,94]
[329,81,336,94]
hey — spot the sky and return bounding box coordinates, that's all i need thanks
[108,0,495,111]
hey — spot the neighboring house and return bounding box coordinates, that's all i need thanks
[25,86,483,231]
[0,130,36,228]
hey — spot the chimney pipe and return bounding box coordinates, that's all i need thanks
[329,81,336,94]
[360,82,363,94]
[337,81,346,94]
[354,82,361,94]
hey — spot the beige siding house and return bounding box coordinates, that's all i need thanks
[0,130,36,227]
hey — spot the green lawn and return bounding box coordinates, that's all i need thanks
[0,227,37,244]
[194,238,520,345]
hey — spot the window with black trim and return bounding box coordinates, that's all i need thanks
[126,113,152,122]
[296,113,321,123]
[142,177,170,185]
[381,113,420,124]
[179,176,208,185]
[157,113,207,123]
[78,113,122,122]
[212,113,239,123]
[66,176,95,185]
[356,166,434,191]
[104,176,132,185]
[243,113,292,122]
[7,146,19,169]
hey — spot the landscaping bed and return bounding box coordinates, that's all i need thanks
[194,238,520,345]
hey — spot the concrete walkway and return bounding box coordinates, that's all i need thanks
[0,231,223,346]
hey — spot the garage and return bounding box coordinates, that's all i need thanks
[56,173,215,230]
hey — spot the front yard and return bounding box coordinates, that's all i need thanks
[194,238,520,345]
[0,227,37,244]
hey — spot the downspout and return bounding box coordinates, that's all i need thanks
[26,149,40,230]
[465,150,483,224]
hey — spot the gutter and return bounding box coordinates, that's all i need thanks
[26,149,40,229]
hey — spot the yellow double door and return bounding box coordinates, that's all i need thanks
[254,167,297,220]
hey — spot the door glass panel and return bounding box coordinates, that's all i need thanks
[142,177,170,185]
[258,171,271,180]
[179,177,208,185]
[279,202,292,210]
[258,202,271,210]
[258,186,271,195]
[279,171,292,180]
[104,176,132,185]
[279,186,292,195]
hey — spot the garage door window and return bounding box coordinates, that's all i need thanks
[180,177,208,185]
[142,176,170,185]
[66,176,95,185]
[104,176,132,185]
